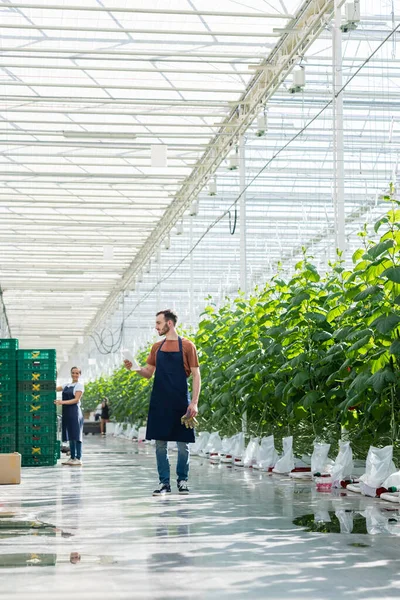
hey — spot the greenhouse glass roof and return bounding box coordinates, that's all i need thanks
[0,0,399,376]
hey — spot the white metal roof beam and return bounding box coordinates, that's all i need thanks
[0,24,281,37]
[2,4,293,18]
[83,0,346,337]
[0,64,254,75]
[0,47,268,60]
[0,96,233,106]
[0,81,244,93]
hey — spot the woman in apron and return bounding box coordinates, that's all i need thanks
[55,366,84,466]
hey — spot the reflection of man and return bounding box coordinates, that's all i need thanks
[124,309,201,497]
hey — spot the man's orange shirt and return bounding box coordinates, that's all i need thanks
[147,338,199,378]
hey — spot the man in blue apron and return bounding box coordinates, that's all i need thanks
[124,309,200,496]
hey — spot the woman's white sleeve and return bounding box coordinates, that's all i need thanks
[75,382,84,393]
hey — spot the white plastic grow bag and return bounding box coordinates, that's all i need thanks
[232,432,245,466]
[331,440,354,488]
[113,423,123,437]
[220,435,236,463]
[256,435,279,471]
[244,437,260,468]
[206,432,223,462]
[138,426,147,442]
[190,431,210,456]
[359,445,396,497]
[273,436,294,474]
[311,441,331,474]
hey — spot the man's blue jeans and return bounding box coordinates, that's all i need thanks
[155,440,189,485]
[69,440,82,460]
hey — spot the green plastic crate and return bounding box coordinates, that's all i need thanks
[0,349,17,360]
[18,359,56,372]
[21,456,58,467]
[0,390,17,405]
[17,349,55,361]
[18,401,57,414]
[17,369,57,382]
[17,380,56,392]
[0,381,17,392]
[0,443,16,454]
[0,359,17,372]
[18,412,57,426]
[18,432,57,446]
[18,423,57,435]
[0,339,18,350]
[0,424,16,436]
[0,409,17,423]
[18,445,59,457]
[0,372,17,383]
[17,392,56,405]
[0,402,17,415]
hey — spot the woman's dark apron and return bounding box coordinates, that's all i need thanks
[61,384,84,443]
[146,337,195,443]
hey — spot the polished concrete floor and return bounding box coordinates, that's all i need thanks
[1,437,400,600]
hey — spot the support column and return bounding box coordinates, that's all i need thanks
[189,216,194,325]
[239,135,247,293]
[239,135,247,437]
[332,0,346,253]
[156,247,161,310]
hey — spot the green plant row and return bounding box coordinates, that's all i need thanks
[83,193,400,461]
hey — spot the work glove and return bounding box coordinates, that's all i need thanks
[181,415,199,429]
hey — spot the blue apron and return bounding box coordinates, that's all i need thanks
[62,384,84,443]
[146,337,195,443]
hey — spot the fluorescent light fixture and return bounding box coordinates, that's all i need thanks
[151,145,168,168]
[63,131,137,139]
[103,245,114,260]
[46,270,84,275]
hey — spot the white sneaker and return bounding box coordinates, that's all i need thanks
[62,458,74,466]
[70,459,82,466]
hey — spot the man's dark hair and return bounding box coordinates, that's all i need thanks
[156,309,178,325]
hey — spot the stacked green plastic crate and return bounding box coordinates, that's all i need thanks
[17,349,59,467]
[0,339,18,453]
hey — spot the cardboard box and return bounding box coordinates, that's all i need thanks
[0,453,21,485]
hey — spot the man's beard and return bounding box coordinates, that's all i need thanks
[160,323,170,336]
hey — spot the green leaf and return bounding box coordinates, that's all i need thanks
[349,372,371,393]
[304,269,320,282]
[333,326,353,341]
[374,216,389,233]
[368,369,396,393]
[371,312,400,335]
[347,334,372,353]
[352,248,364,263]
[302,391,321,408]
[265,325,285,337]
[382,266,400,283]
[347,328,373,342]
[390,339,400,356]
[304,311,327,323]
[292,371,309,388]
[312,331,332,342]
[353,286,382,302]
[291,291,310,306]
[327,304,346,323]
[367,239,395,260]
